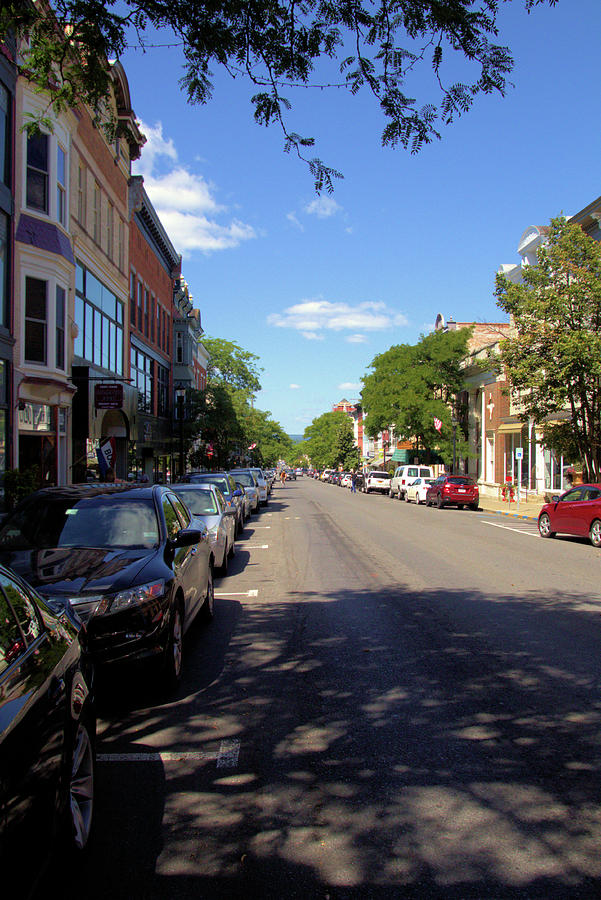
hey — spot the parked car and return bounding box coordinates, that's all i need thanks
[172,483,237,575]
[0,484,214,689]
[538,483,601,547]
[249,467,269,505]
[425,475,479,510]
[230,470,260,512]
[0,563,95,891]
[390,465,434,500]
[363,470,392,494]
[406,476,437,504]
[340,473,352,488]
[179,471,245,534]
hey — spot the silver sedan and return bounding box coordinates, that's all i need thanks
[172,483,237,576]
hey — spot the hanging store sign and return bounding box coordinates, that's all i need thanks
[94,383,123,409]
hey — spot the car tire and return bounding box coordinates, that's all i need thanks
[68,718,95,852]
[469,502,479,511]
[201,566,215,622]
[590,519,601,548]
[538,512,555,539]
[436,494,443,509]
[218,545,228,576]
[164,599,184,689]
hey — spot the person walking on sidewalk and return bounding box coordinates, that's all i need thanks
[351,470,357,494]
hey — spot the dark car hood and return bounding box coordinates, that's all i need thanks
[0,546,156,599]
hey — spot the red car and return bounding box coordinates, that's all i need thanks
[538,483,601,547]
[425,474,479,510]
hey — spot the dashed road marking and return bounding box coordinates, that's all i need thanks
[245,544,269,549]
[98,751,218,763]
[97,740,242,769]
[217,739,241,768]
[481,520,539,537]
[214,590,259,597]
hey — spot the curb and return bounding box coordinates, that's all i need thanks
[480,507,539,522]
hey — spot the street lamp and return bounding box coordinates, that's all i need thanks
[175,385,186,479]
[451,415,458,474]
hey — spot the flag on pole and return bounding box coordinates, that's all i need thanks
[433,417,442,432]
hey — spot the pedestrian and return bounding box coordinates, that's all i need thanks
[351,470,357,494]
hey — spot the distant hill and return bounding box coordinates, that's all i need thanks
[288,434,304,443]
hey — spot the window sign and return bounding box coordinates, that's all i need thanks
[18,403,53,432]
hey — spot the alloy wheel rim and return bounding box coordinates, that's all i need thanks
[70,723,94,850]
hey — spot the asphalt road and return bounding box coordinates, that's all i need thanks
[40,478,601,899]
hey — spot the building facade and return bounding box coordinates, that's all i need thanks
[70,62,144,482]
[129,175,177,481]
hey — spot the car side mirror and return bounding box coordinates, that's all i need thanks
[172,528,202,548]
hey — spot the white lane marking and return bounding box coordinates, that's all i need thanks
[481,520,539,537]
[245,544,269,549]
[98,751,218,762]
[98,741,242,769]
[252,525,271,529]
[217,739,241,769]
[214,590,259,597]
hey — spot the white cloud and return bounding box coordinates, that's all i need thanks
[133,120,256,255]
[289,383,301,389]
[286,212,304,231]
[346,334,367,343]
[338,382,361,392]
[301,331,325,341]
[304,196,341,218]
[267,298,408,339]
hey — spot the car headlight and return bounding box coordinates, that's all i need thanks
[68,579,166,621]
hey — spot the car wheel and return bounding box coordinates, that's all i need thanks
[457,504,464,510]
[218,544,229,576]
[165,600,184,688]
[538,512,555,539]
[201,566,215,622]
[69,719,95,851]
[228,537,235,558]
[436,494,443,509]
[590,519,601,548]
[469,502,479,511]
[389,488,393,498]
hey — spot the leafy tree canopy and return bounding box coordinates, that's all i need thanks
[303,409,351,469]
[203,336,262,399]
[495,216,601,481]
[361,328,472,466]
[335,417,361,471]
[5,0,555,190]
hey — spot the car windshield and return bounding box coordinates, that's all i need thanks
[371,471,391,479]
[232,473,255,487]
[188,475,230,495]
[0,496,159,550]
[173,489,219,516]
[449,477,475,485]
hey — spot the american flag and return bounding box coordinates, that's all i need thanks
[433,417,442,432]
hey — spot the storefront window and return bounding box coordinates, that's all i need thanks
[74,261,124,375]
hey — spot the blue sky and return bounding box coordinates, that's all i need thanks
[122,0,601,434]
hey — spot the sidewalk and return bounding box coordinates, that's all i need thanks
[479,494,544,521]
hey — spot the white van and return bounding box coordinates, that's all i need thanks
[390,464,434,500]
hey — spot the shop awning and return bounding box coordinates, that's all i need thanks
[497,422,524,434]
[390,448,409,462]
